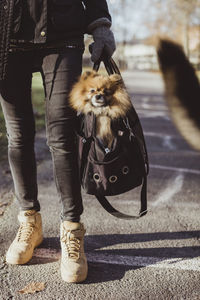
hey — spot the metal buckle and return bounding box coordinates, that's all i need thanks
[82,138,87,143]
[105,148,110,154]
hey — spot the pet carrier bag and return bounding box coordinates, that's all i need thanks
[76,58,149,219]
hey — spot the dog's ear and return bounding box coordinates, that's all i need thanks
[82,71,92,80]
[109,74,124,87]
[82,71,99,80]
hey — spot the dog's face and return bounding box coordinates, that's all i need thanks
[80,71,123,109]
[88,86,111,108]
[69,70,131,119]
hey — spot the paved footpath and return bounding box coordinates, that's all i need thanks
[0,71,200,300]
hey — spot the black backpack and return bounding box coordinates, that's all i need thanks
[76,58,149,219]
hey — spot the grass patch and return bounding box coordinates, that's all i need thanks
[0,72,45,161]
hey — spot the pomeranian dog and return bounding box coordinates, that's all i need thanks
[69,71,132,148]
[157,39,200,151]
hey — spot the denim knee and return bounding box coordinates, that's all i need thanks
[7,131,35,149]
[46,129,77,155]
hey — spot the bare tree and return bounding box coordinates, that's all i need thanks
[108,0,142,43]
[108,0,200,60]
[168,0,197,56]
[108,0,142,60]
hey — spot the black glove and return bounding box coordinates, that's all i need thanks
[90,26,116,62]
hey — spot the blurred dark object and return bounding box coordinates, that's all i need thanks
[157,39,200,151]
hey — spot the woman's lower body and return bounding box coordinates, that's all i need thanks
[0,47,83,221]
[0,47,87,282]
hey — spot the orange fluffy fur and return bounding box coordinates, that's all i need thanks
[69,71,132,147]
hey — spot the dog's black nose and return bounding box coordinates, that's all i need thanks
[95,94,102,100]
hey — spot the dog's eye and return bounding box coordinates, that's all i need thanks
[90,88,96,93]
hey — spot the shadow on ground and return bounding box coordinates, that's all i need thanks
[29,231,200,283]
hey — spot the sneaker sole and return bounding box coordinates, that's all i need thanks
[60,263,88,283]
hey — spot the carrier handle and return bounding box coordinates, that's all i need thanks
[90,45,121,76]
[93,57,121,76]
[95,174,147,220]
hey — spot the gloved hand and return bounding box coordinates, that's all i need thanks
[90,26,116,63]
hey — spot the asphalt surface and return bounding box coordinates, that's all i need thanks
[0,70,200,300]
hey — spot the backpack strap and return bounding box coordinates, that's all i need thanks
[95,174,147,220]
[94,57,121,76]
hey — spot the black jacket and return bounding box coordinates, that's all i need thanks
[0,0,111,80]
[11,0,111,44]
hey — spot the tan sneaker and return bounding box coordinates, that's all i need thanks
[60,221,88,283]
[6,210,43,265]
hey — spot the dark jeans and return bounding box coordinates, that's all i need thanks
[0,47,84,222]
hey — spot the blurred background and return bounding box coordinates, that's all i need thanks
[86,0,200,70]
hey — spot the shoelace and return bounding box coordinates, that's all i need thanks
[16,222,35,243]
[61,231,81,260]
